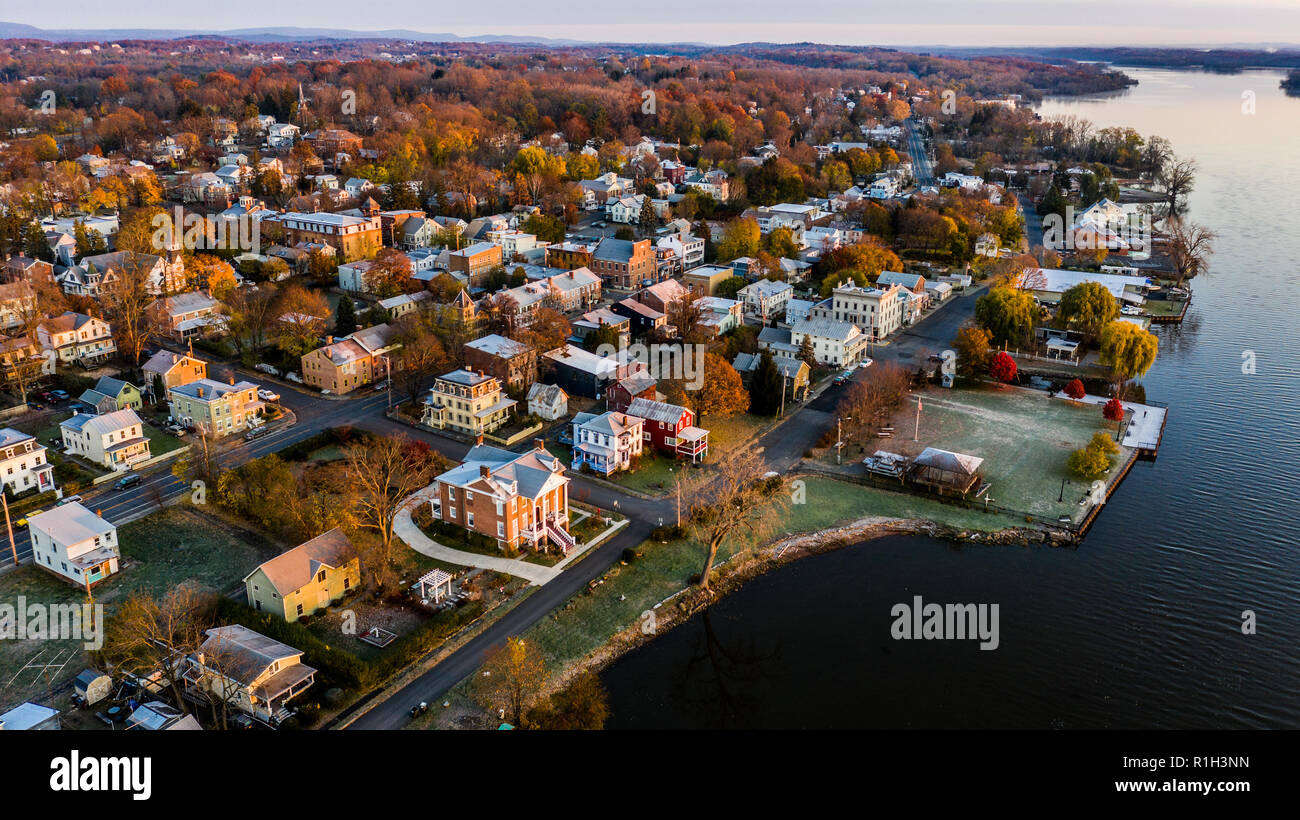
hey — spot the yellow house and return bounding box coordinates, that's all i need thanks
[243,528,360,622]
[420,368,517,436]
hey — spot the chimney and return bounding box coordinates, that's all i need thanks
[229,375,235,386]
[533,438,544,451]
[197,387,204,398]
[479,465,491,479]
[474,433,483,446]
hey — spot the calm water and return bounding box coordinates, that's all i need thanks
[602,68,1300,729]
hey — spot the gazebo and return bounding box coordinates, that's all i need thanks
[908,447,984,494]
[417,569,453,604]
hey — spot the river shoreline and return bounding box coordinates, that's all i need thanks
[537,514,1059,700]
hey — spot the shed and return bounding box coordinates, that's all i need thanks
[74,668,113,706]
[0,702,61,730]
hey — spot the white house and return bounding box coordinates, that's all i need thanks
[28,502,119,589]
[0,428,55,497]
[737,279,794,321]
[60,408,152,470]
[790,317,870,367]
[570,411,644,476]
[527,383,569,421]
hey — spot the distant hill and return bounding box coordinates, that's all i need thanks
[0,22,591,45]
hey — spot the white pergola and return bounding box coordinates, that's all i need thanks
[417,569,453,603]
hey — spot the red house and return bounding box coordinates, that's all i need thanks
[626,397,709,462]
[606,364,657,413]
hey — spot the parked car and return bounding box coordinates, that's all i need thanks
[58,495,83,506]
[46,437,61,447]
[320,388,332,395]
[245,426,270,441]
[39,391,55,403]
[254,363,281,376]
[15,511,41,529]
[257,389,280,402]
[285,372,303,384]
[27,401,44,411]
[858,359,874,369]
[372,380,390,392]
[49,389,69,402]
[114,475,142,491]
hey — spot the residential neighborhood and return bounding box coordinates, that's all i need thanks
[0,12,1241,760]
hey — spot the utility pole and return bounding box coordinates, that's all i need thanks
[2,492,16,566]
[913,398,922,442]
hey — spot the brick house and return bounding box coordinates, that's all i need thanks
[433,441,574,553]
[463,334,538,392]
[447,242,503,288]
[606,364,658,413]
[590,237,656,289]
[271,212,383,262]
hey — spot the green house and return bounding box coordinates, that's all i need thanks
[79,376,143,414]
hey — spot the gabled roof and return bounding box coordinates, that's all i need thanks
[626,397,690,425]
[245,528,354,596]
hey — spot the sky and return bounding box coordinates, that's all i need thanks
[7,0,1300,47]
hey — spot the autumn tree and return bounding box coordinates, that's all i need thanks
[1058,281,1118,341]
[1098,320,1158,396]
[1063,378,1086,400]
[100,252,162,374]
[1166,218,1215,287]
[272,285,331,358]
[990,350,1018,383]
[715,217,760,261]
[525,671,609,730]
[99,584,214,715]
[475,637,548,727]
[392,314,452,403]
[974,285,1036,347]
[951,325,993,379]
[365,248,414,298]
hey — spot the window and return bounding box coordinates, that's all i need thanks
[317,570,326,583]
[296,603,304,616]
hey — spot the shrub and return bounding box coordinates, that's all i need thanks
[1102,397,1125,422]
[1064,378,1086,399]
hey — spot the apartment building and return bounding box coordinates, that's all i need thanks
[270,211,383,262]
[0,427,54,496]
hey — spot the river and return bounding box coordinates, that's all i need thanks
[600,68,1300,729]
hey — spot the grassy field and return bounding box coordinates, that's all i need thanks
[833,384,1129,524]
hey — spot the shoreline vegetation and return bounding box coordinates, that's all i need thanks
[416,474,1061,729]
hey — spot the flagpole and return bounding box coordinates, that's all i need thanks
[914,398,921,441]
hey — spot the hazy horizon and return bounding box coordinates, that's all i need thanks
[5,1,1300,48]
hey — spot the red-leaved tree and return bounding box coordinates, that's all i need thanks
[1064,378,1086,399]
[990,351,1017,383]
[1103,397,1125,421]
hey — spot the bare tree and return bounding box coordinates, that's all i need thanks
[1156,155,1197,218]
[684,447,789,592]
[100,252,162,375]
[99,584,214,715]
[1166,218,1216,288]
[343,434,439,591]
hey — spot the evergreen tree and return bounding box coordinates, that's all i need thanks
[748,350,784,415]
[335,293,357,336]
[797,335,817,367]
[23,221,52,262]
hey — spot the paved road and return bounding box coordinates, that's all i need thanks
[905,119,935,187]
[1017,192,1045,249]
[0,374,388,570]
